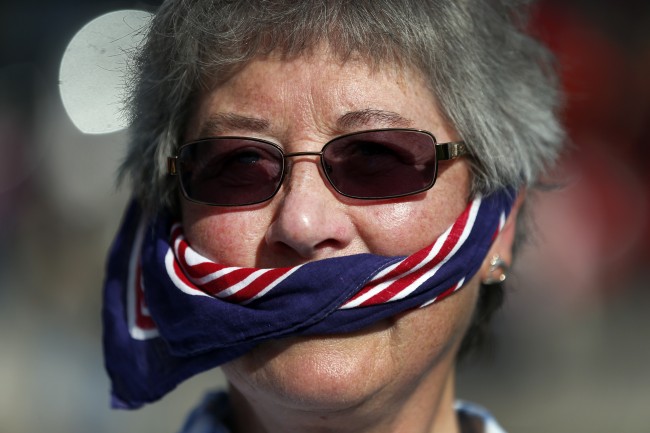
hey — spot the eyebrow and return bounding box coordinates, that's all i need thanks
[198,113,270,137]
[197,109,413,138]
[336,109,413,130]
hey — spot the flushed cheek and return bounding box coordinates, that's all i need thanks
[181,206,272,266]
[355,202,456,256]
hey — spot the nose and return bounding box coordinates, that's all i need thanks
[264,157,356,261]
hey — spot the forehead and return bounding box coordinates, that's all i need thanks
[187,50,445,141]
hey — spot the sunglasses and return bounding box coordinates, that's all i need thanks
[167,128,468,206]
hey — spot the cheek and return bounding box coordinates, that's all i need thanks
[356,162,471,257]
[392,276,481,368]
[181,203,273,266]
[356,198,465,257]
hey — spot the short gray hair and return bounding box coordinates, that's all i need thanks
[121,0,563,213]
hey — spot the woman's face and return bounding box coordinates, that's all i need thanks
[181,50,485,417]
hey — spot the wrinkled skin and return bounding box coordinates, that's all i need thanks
[180,49,518,433]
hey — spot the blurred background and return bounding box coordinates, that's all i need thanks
[0,0,648,432]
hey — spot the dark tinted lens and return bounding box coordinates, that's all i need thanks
[178,138,284,206]
[322,130,438,198]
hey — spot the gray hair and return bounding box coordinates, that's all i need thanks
[121,0,563,213]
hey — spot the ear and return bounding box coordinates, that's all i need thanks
[479,189,526,283]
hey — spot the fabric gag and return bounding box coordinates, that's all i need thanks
[102,189,516,409]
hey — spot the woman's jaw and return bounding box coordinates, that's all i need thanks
[181,48,481,432]
[221,277,480,433]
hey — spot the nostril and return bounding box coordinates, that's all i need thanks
[268,236,351,265]
[268,240,308,261]
[312,238,346,254]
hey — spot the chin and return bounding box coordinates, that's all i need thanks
[222,325,397,412]
[220,298,471,416]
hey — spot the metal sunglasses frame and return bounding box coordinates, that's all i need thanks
[167,128,468,206]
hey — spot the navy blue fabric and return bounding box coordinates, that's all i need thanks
[103,189,515,409]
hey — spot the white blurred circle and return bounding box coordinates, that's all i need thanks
[59,9,152,134]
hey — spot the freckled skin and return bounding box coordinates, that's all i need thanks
[180,51,511,433]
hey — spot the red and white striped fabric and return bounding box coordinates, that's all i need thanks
[105,189,515,409]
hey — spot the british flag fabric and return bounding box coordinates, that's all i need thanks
[103,189,515,409]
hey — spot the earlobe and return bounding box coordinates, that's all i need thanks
[482,255,509,285]
[479,190,526,284]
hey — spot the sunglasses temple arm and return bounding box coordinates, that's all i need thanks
[435,141,468,161]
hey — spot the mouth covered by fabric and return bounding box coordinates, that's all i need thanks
[102,189,516,409]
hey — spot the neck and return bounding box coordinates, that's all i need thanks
[228,365,461,433]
